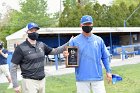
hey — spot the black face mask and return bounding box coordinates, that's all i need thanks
[82,26,93,33]
[28,32,39,40]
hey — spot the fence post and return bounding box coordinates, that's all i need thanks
[121,46,125,60]
[55,55,58,70]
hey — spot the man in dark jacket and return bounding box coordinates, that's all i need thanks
[10,22,69,93]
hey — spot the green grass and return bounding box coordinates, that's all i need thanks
[0,63,140,93]
[105,63,140,93]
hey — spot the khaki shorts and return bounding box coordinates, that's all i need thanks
[0,64,10,76]
[22,78,45,93]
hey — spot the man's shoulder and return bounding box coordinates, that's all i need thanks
[37,41,43,44]
[92,34,102,40]
[2,48,7,51]
[73,34,82,40]
[37,41,44,47]
[2,49,8,53]
[15,41,27,51]
[19,41,26,46]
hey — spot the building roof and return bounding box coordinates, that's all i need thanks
[6,27,140,40]
[6,28,27,40]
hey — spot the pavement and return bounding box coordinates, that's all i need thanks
[0,55,140,83]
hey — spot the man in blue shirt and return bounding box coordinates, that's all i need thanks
[0,41,13,89]
[63,15,112,93]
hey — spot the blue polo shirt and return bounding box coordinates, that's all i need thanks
[69,34,111,81]
[0,49,8,65]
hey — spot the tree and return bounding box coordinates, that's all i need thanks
[5,0,51,34]
[59,0,140,27]
[59,1,98,27]
[127,4,140,27]
[59,0,79,27]
[106,2,129,27]
[0,9,14,44]
[0,0,51,45]
[7,0,51,34]
[19,0,49,27]
[113,0,140,7]
[92,3,104,27]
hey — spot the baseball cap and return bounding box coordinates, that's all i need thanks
[27,22,40,31]
[112,74,122,84]
[80,15,93,24]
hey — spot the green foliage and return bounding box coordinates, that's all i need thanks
[0,0,140,45]
[127,4,140,27]
[19,0,49,27]
[113,0,140,7]
[59,1,140,27]
[0,0,53,45]
[59,0,80,27]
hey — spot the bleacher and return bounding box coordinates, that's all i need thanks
[111,44,140,60]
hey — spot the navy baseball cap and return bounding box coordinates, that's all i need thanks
[27,22,40,31]
[80,15,93,24]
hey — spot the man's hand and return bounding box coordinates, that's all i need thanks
[14,86,21,93]
[63,51,69,57]
[69,36,74,42]
[106,72,112,84]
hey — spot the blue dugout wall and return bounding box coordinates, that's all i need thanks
[38,33,120,50]
[38,34,72,48]
[38,33,120,48]
[38,32,140,55]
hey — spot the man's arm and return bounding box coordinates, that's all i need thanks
[0,49,8,58]
[10,45,23,89]
[100,39,111,73]
[10,63,19,88]
[101,39,112,83]
[49,42,69,55]
[102,56,112,83]
[102,57,111,73]
[45,37,73,55]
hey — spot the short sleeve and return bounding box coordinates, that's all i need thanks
[2,49,8,54]
[43,43,53,55]
[11,46,23,65]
